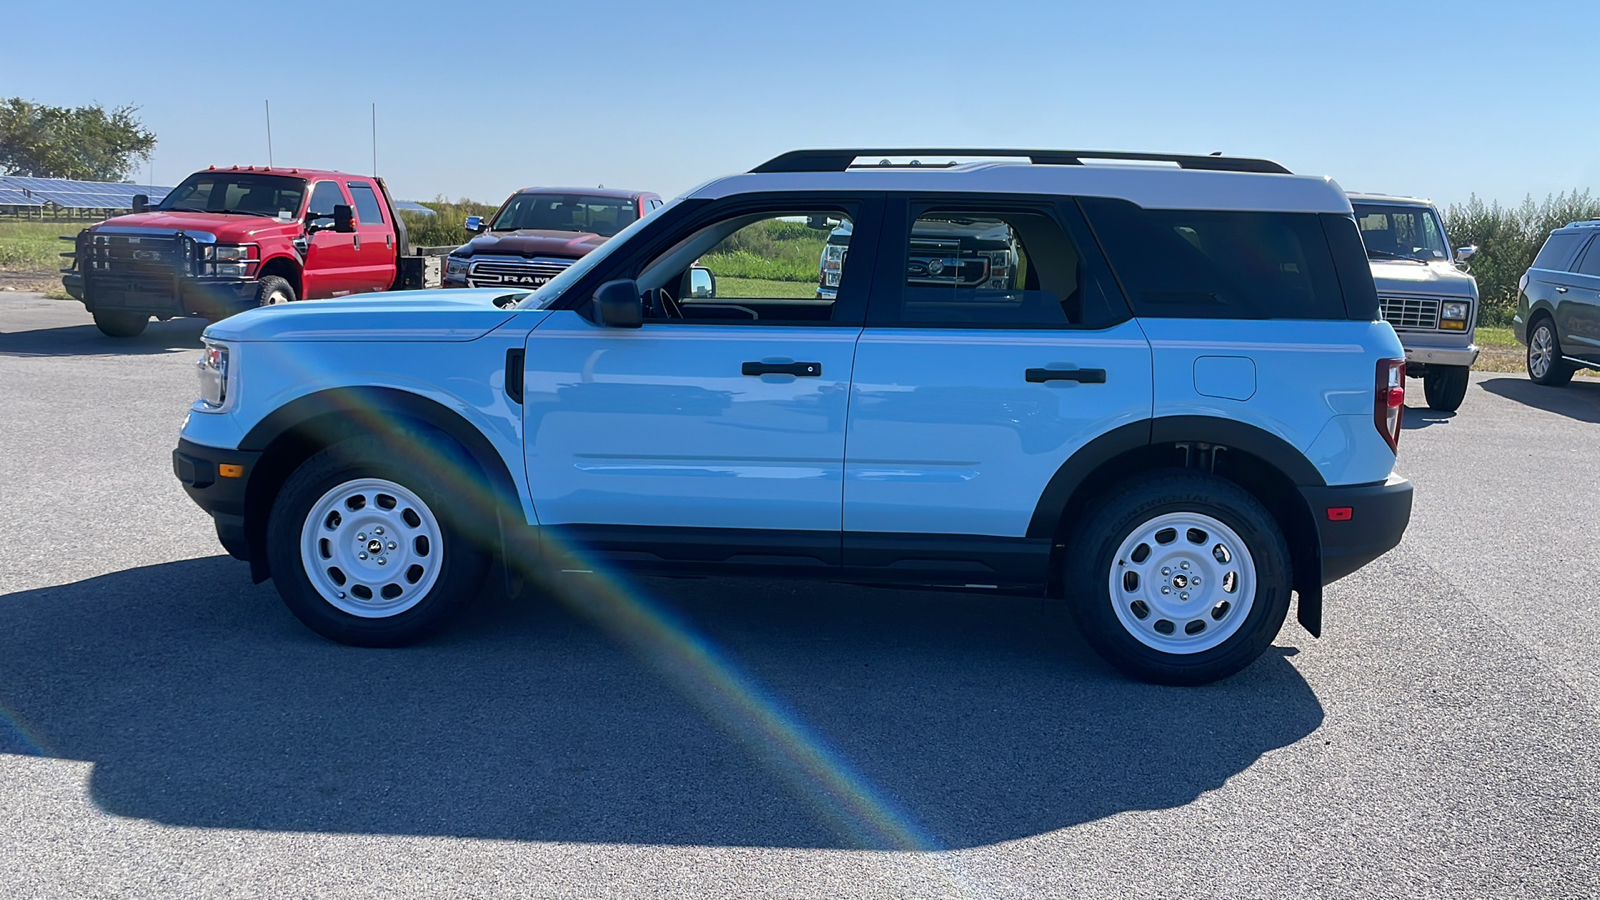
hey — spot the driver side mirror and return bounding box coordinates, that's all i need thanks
[1455,244,1478,263]
[592,279,643,328]
[333,204,356,234]
[131,194,148,214]
[688,265,716,299]
[465,215,487,234]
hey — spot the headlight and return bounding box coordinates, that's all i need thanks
[212,244,255,262]
[1441,301,1469,320]
[213,262,249,277]
[197,340,231,409]
[820,244,846,287]
[446,256,470,276]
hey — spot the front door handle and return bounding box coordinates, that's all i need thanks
[1556,286,1568,293]
[1026,367,1106,384]
[742,361,821,377]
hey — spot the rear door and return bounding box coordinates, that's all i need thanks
[1562,236,1600,360]
[842,195,1153,584]
[345,180,398,293]
[301,180,362,298]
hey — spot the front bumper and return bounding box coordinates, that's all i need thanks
[1299,474,1413,586]
[86,276,258,318]
[173,438,261,561]
[1402,343,1479,367]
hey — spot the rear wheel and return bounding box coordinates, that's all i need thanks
[1527,319,1575,386]
[265,436,487,646]
[1065,472,1292,685]
[1422,365,1470,411]
[92,309,149,338]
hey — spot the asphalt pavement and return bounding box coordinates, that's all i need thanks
[1,293,1596,898]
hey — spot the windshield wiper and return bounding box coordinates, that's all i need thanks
[215,209,276,218]
[161,206,206,213]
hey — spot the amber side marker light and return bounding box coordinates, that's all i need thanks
[219,464,245,479]
[1327,507,1353,522]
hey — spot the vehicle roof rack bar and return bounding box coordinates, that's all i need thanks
[751,149,1292,175]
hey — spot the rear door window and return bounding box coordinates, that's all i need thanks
[1570,237,1600,277]
[346,182,386,225]
[1080,198,1354,320]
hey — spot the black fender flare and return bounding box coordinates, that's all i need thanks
[1027,415,1327,635]
[238,386,524,580]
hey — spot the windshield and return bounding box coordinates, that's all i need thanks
[514,198,677,310]
[1353,203,1449,262]
[157,173,307,218]
[491,193,638,237]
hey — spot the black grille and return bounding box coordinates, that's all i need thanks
[84,234,183,304]
[1378,296,1441,330]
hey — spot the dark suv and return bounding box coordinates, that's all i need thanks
[1516,221,1600,385]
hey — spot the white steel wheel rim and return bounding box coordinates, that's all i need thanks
[299,477,444,618]
[263,288,292,306]
[1108,511,1257,654]
[1529,326,1554,378]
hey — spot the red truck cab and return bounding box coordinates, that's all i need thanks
[63,166,431,337]
[443,187,662,289]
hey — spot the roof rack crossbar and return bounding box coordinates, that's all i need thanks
[751,149,1291,175]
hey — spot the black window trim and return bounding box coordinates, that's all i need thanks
[865,192,1132,331]
[551,191,887,328]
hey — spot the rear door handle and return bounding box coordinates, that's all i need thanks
[743,361,821,377]
[1556,286,1568,293]
[1026,367,1106,384]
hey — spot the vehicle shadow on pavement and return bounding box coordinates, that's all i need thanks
[0,319,206,357]
[1479,375,1600,424]
[0,556,1324,850]
[1402,406,1456,430]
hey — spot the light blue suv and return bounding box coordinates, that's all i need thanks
[173,149,1413,685]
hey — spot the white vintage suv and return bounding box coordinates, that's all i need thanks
[174,149,1413,685]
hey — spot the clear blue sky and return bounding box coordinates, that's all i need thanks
[4,0,1595,209]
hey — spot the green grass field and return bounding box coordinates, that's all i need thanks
[0,221,83,271]
[713,277,819,299]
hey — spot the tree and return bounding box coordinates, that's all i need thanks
[0,98,156,182]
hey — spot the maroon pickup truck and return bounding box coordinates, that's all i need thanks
[443,187,662,290]
[63,165,440,337]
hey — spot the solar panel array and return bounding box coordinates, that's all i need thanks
[0,176,171,210]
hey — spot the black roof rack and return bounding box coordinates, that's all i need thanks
[751,149,1291,176]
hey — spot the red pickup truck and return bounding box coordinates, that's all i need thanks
[62,166,438,337]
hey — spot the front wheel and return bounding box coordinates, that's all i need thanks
[265,437,488,646]
[1527,319,1575,386]
[1066,472,1293,685]
[92,309,149,338]
[1423,365,1470,411]
[254,275,297,307]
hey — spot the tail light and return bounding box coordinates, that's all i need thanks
[1374,358,1405,453]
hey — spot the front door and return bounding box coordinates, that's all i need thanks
[522,197,882,569]
[842,196,1153,583]
[301,180,362,298]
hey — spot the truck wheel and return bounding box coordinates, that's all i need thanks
[1065,471,1292,686]
[254,276,296,307]
[1422,365,1470,411]
[265,436,488,647]
[92,310,149,338]
[1527,319,1575,386]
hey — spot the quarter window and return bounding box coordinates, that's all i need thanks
[346,182,386,225]
[1081,198,1350,320]
[1574,238,1600,277]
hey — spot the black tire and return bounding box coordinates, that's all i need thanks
[1527,318,1575,387]
[1422,365,1470,411]
[253,275,296,307]
[1065,471,1293,686]
[265,436,488,647]
[92,309,149,338]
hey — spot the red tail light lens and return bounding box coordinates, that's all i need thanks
[1374,358,1405,453]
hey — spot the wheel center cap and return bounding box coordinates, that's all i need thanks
[366,539,383,555]
[1172,574,1189,589]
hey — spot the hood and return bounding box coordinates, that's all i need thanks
[91,210,303,242]
[203,289,538,343]
[456,229,608,259]
[1368,259,1479,298]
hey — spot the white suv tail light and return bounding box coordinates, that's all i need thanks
[1375,358,1405,453]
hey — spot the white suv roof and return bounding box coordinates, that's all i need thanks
[690,148,1352,215]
